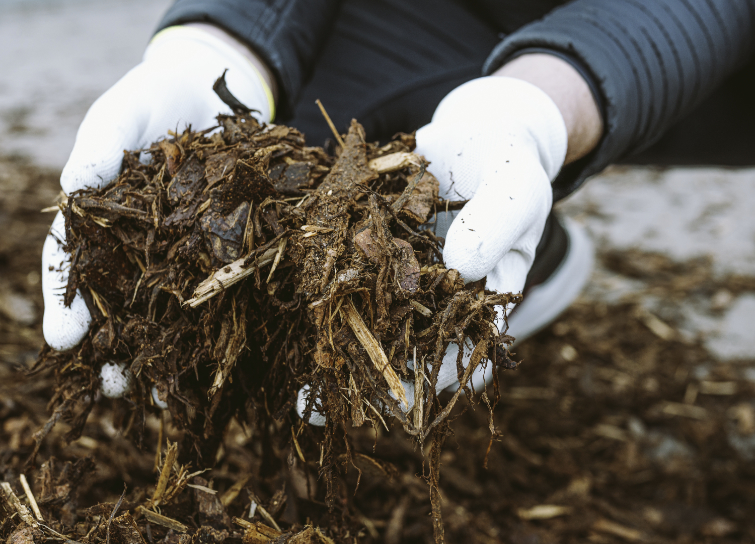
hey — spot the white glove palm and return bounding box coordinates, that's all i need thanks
[42,26,274,351]
[297,77,567,425]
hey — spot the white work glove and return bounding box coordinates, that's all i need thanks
[42,26,274,352]
[414,76,567,391]
[297,77,567,425]
[417,76,566,295]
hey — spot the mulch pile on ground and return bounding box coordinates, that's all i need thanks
[2,116,755,542]
[6,85,518,542]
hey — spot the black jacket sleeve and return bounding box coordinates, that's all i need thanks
[483,0,755,201]
[156,0,343,119]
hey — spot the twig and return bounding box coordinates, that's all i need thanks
[364,399,390,432]
[185,246,279,307]
[391,161,425,213]
[154,415,164,473]
[421,337,490,441]
[413,348,423,431]
[19,474,43,522]
[255,502,281,532]
[106,485,126,544]
[342,345,415,433]
[291,427,306,463]
[266,237,287,283]
[315,99,345,148]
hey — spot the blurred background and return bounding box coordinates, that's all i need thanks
[2,1,755,542]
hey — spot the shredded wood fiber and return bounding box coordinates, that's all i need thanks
[32,85,519,536]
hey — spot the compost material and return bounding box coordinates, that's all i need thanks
[3,153,755,542]
[23,91,517,541]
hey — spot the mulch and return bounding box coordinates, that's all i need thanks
[2,149,755,543]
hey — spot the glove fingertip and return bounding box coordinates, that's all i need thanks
[60,151,125,195]
[443,235,489,284]
[43,295,92,351]
[297,385,327,426]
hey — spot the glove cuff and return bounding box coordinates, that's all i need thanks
[147,26,276,122]
[431,77,567,181]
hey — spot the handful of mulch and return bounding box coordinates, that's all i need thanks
[32,85,519,528]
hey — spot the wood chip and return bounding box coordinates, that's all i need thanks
[699,380,737,395]
[137,506,188,533]
[661,401,708,420]
[729,403,755,435]
[186,247,278,307]
[111,512,147,544]
[220,475,249,507]
[232,517,254,530]
[300,225,333,233]
[368,152,420,174]
[517,505,572,520]
[1,482,38,527]
[342,298,408,409]
[151,441,177,506]
[593,423,629,442]
[592,518,643,541]
[233,518,282,543]
[638,310,676,340]
[409,300,432,317]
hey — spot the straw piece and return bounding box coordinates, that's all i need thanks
[137,507,188,533]
[342,299,408,408]
[151,441,177,506]
[19,474,43,522]
[315,99,345,148]
[1,481,38,527]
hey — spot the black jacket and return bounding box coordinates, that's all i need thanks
[157,0,755,199]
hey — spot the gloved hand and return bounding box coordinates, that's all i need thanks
[297,76,567,425]
[416,76,566,297]
[42,25,275,351]
[413,76,567,391]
